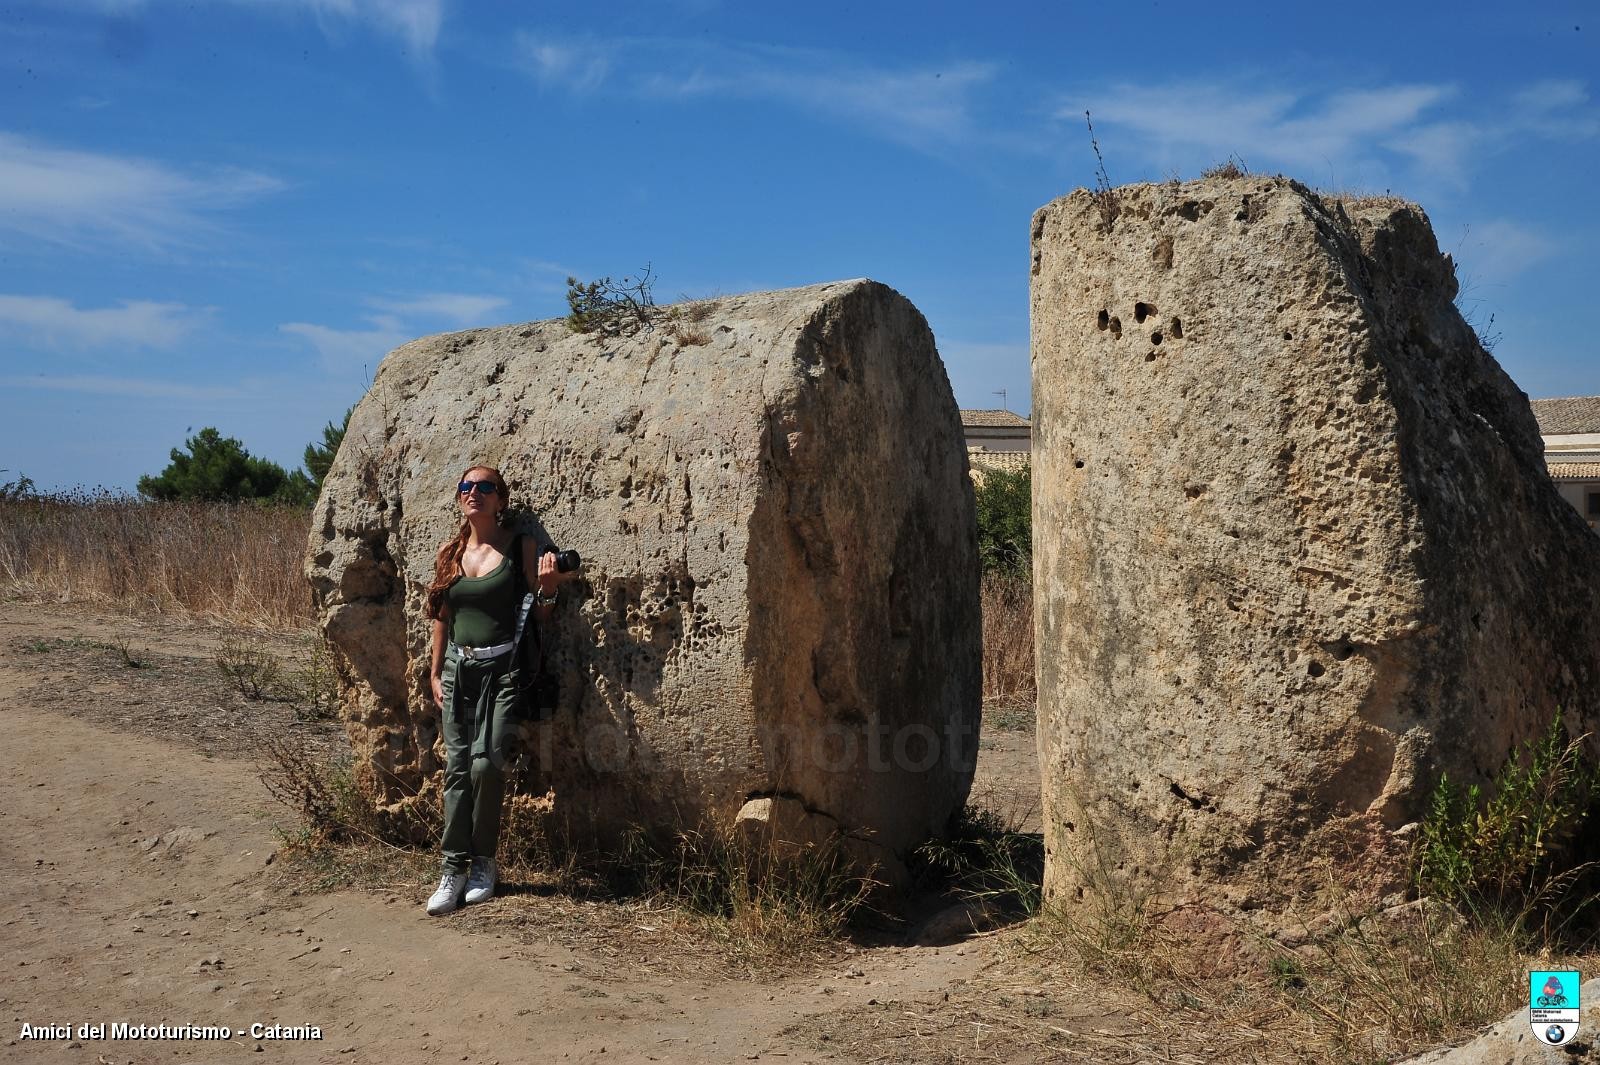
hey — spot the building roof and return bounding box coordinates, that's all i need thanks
[960,408,1030,428]
[1531,396,1600,435]
[1548,462,1600,481]
[967,448,1030,484]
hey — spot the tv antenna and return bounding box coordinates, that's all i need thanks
[993,389,1008,412]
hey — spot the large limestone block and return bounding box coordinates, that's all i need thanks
[307,279,980,868]
[1030,176,1600,909]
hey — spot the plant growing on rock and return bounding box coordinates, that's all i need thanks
[565,265,658,335]
[1084,110,1119,230]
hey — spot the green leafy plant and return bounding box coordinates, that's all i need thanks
[288,637,342,721]
[1416,714,1600,913]
[565,265,658,335]
[974,466,1031,579]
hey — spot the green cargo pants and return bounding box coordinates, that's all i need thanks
[439,645,523,873]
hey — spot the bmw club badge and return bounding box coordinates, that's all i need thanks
[1529,970,1580,1046]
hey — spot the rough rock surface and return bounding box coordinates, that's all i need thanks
[307,280,980,871]
[1030,176,1600,909]
[1399,977,1600,1063]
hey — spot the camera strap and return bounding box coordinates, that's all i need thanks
[507,534,542,662]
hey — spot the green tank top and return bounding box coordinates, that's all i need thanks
[446,554,517,648]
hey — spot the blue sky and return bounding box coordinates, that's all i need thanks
[1,1,1595,492]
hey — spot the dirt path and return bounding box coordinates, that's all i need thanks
[0,603,1054,1065]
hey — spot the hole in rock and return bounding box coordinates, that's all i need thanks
[1097,309,1109,330]
[1073,459,1085,469]
[1170,318,1183,339]
[1109,317,1122,338]
[1307,661,1326,678]
[1134,302,1155,323]
[1145,352,1157,362]
[1283,330,1294,341]
[1151,331,1163,345]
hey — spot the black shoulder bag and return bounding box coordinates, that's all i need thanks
[508,534,560,719]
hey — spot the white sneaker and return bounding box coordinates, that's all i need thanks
[426,870,468,916]
[464,857,497,905]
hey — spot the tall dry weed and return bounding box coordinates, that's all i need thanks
[0,492,312,629]
[981,574,1034,706]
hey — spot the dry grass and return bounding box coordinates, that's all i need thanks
[981,574,1034,709]
[1200,156,1249,179]
[1011,893,1547,1064]
[992,828,1596,1065]
[0,492,313,629]
[262,732,873,975]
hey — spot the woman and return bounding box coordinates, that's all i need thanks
[423,464,568,916]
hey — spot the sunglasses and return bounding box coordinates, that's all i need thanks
[457,479,499,496]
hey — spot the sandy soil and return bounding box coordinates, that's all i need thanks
[0,601,1090,1065]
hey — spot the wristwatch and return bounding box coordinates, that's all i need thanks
[534,587,558,606]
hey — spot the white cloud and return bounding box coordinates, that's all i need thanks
[0,373,244,401]
[1068,81,1462,178]
[0,132,282,250]
[1452,220,1558,287]
[298,0,444,57]
[654,54,996,152]
[70,0,445,56]
[369,292,508,325]
[280,315,410,370]
[1065,78,1598,191]
[515,33,997,154]
[284,289,519,370]
[1510,79,1600,138]
[516,33,612,94]
[1514,79,1590,114]
[0,295,209,350]
[514,258,582,295]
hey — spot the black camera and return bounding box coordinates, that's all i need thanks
[549,547,581,573]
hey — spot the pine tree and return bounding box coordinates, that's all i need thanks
[137,427,309,505]
[303,407,352,494]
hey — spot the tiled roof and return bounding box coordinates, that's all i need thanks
[1531,396,1600,435]
[967,448,1030,485]
[960,408,1031,428]
[1549,462,1600,481]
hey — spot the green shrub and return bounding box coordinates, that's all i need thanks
[974,466,1031,579]
[1416,714,1600,914]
